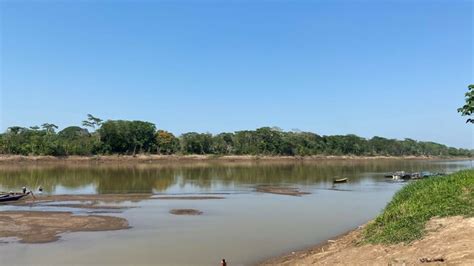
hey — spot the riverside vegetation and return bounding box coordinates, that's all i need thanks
[262,169,474,265]
[364,170,474,244]
[0,114,471,157]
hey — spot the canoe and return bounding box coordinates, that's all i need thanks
[0,193,29,202]
[333,178,348,183]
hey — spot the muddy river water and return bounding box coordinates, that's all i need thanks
[0,159,471,265]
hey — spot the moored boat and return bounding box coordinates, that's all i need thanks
[333,178,348,183]
[0,191,31,202]
[0,193,29,202]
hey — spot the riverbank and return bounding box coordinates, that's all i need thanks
[0,154,469,164]
[0,193,227,243]
[261,216,474,265]
[262,170,474,265]
[0,211,129,243]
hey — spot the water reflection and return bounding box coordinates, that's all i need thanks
[0,160,470,194]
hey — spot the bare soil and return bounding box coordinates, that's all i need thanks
[261,216,474,265]
[0,211,129,243]
[169,209,203,215]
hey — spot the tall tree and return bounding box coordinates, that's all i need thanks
[82,114,103,130]
[155,130,179,154]
[458,84,474,123]
[41,123,58,134]
[99,120,156,154]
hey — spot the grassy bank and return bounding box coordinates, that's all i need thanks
[364,170,474,244]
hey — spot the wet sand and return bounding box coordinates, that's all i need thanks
[1,193,223,243]
[0,211,129,243]
[261,216,474,265]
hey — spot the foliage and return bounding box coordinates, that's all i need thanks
[180,132,213,154]
[0,115,471,157]
[458,84,474,123]
[155,130,179,154]
[82,114,103,130]
[58,127,98,155]
[364,170,474,244]
[98,120,156,154]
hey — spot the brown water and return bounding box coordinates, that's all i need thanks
[0,159,471,265]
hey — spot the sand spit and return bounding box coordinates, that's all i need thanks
[0,211,129,243]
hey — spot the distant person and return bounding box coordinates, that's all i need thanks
[38,186,43,194]
[22,187,27,194]
[221,259,227,266]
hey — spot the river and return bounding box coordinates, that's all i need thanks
[0,159,471,265]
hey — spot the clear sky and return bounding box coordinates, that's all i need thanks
[0,0,472,148]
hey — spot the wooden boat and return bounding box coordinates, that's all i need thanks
[0,192,30,202]
[333,178,348,183]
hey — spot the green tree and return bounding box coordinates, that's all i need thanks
[58,126,96,155]
[155,130,179,154]
[99,120,156,154]
[180,132,213,154]
[458,84,474,123]
[212,133,235,154]
[82,114,103,130]
[41,123,58,134]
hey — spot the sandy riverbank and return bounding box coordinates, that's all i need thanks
[0,154,468,165]
[0,193,226,243]
[0,211,129,243]
[261,216,474,265]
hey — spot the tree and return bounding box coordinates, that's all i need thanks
[212,133,235,154]
[458,84,474,123]
[41,123,58,134]
[155,130,179,154]
[82,114,103,130]
[98,120,156,154]
[180,132,213,154]
[58,127,95,155]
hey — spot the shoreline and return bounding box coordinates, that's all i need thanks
[0,154,470,165]
[258,226,359,265]
[260,216,474,265]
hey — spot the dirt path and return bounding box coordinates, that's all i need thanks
[261,216,474,265]
[0,211,129,243]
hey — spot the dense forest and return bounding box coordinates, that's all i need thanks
[0,115,471,157]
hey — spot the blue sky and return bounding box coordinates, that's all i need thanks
[1,0,472,148]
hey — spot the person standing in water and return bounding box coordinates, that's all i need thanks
[221,259,227,266]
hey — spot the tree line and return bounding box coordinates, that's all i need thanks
[0,114,471,157]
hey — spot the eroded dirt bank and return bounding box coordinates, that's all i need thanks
[0,211,129,243]
[261,216,474,265]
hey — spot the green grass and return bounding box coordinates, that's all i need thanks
[363,170,474,244]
